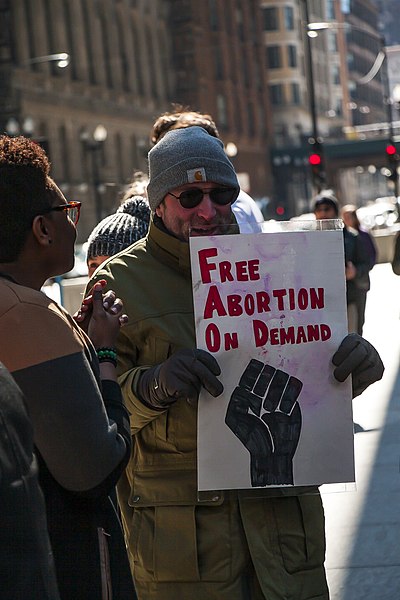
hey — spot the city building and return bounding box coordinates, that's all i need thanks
[166,0,273,206]
[0,0,274,239]
[262,0,389,215]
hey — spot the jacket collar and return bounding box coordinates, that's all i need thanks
[147,211,240,277]
[147,216,191,277]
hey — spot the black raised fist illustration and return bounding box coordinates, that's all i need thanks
[225,359,303,487]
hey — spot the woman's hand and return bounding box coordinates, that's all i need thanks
[74,280,128,347]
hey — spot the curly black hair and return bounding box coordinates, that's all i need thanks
[0,135,50,173]
[0,136,55,262]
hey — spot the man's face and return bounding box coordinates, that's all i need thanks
[314,202,337,220]
[155,181,234,242]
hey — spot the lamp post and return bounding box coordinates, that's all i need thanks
[299,0,326,192]
[5,116,35,137]
[80,125,108,223]
[307,21,399,199]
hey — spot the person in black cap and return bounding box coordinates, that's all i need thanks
[313,192,371,334]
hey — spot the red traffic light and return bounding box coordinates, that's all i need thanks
[309,153,322,165]
[386,144,397,156]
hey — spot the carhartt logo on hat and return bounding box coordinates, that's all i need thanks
[187,168,206,183]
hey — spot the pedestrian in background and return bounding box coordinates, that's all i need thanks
[89,126,384,600]
[314,193,371,335]
[391,230,400,275]
[151,107,265,233]
[341,204,377,335]
[0,135,136,600]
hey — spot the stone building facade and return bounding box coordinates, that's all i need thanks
[0,0,274,239]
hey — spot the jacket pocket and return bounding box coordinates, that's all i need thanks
[273,494,326,574]
[130,503,232,583]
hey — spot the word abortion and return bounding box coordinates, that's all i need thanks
[197,247,332,353]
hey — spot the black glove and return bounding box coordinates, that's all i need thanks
[332,333,384,398]
[225,359,303,487]
[137,349,223,409]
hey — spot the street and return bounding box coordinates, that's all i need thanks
[323,263,400,599]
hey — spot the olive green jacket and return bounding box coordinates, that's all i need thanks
[91,219,218,504]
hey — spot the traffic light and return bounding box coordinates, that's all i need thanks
[385,143,399,187]
[308,143,326,190]
[386,143,397,157]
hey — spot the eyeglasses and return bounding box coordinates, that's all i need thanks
[167,187,238,209]
[42,201,82,225]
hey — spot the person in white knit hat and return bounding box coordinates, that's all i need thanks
[86,197,150,277]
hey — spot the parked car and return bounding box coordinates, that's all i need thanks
[356,197,399,231]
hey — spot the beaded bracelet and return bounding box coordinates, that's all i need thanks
[96,347,117,367]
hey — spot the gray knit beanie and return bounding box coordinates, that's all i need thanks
[117,195,151,240]
[86,212,143,260]
[146,126,240,211]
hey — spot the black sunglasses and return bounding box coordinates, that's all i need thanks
[167,187,238,209]
[41,201,82,225]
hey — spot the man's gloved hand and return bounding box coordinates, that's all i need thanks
[332,333,384,398]
[137,349,223,409]
[225,359,303,487]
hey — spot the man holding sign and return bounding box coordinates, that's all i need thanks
[89,126,383,600]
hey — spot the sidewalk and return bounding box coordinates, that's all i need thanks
[322,263,400,599]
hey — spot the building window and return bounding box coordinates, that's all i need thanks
[116,10,130,91]
[59,125,70,181]
[327,0,335,19]
[98,6,113,88]
[328,32,338,53]
[217,94,228,128]
[236,6,244,41]
[287,45,297,67]
[284,6,294,30]
[81,0,96,84]
[23,0,37,68]
[262,7,278,31]
[146,24,158,98]
[215,44,224,80]
[332,64,340,85]
[270,84,284,106]
[247,103,255,136]
[291,82,300,105]
[209,0,219,31]
[131,21,144,96]
[62,1,77,80]
[267,46,281,69]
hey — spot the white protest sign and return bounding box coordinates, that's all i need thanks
[190,229,355,491]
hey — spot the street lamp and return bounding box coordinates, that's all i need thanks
[307,20,399,199]
[23,53,70,69]
[80,125,108,223]
[299,1,326,192]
